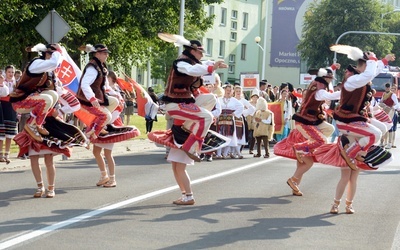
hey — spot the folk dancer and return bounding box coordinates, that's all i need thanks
[91,70,140,187]
[10,43,61,142]
[76,44,119,141]
[13,62,88,198]
[215,84,244,159]
[379,82,400,149]
[162,40,227,161]
[315,46,395,214]
[274,65,341,196]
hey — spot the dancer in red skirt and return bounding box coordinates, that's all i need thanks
[315,46,395,214]
[10,43,62,142]
[162,40,227,161]
[274,64,341,196]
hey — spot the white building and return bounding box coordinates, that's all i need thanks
[202,0,315,88]
[202,0,400,89]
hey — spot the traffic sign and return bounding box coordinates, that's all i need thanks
[35,9,71,44]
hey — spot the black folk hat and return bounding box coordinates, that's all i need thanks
[184,40,205,52]
[346,64,360,75]
[94,44,111,53]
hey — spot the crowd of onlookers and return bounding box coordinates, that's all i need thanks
[161,75,398,162]
[0,66,26,162]
[2,65,398,164]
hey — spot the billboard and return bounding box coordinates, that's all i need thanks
[270,0,310,67]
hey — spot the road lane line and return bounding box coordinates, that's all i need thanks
[392,221,400,250]
[0,157,279,249]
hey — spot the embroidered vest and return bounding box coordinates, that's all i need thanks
[163,55,202,104]
[292,77,327,125]
[333,84,372,123]
[382,92,395,107]
[9,58,55,103]
[76,58,109,106]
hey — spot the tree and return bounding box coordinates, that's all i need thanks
[298,0,396,74]
[150,26,208,85]
[384,10,400,67]
[0,0,222,71]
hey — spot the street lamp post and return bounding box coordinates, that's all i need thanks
[332,31,400,64]
[381,9,400,28]
[178,0,185,55]
[255,36,266,80]
[381,9,400,19]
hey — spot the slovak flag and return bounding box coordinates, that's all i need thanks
[123,73,159,120]
[55,47,82,94]
[54,47,95,125]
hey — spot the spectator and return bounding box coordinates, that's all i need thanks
[145,87,159,134]
[0,65,18,163]
[253,97,274,158]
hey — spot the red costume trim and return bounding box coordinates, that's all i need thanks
[273,130,317,161]
[292,123,326,153]
[336,122,376,152]
[12,95,48,125]
[14,131,71,157]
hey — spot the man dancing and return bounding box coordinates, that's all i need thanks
[274,65,341,196]
[76,44,118,140]
[162,40,227,161]
[332,50,395,170]
[10,43,61,142]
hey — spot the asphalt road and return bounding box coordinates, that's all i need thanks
[1,136,400,250]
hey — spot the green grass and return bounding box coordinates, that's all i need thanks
[10,114,167,154]
[126,114,167,139]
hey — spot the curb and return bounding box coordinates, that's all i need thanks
[0,139,161,172]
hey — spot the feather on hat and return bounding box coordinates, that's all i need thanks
[158,33,190,47]
[330,44,365,61]
[78,44,96,53]
[158,33,205,52]
[30,43,47,52]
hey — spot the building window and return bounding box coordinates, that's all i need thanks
[206,38,213,56]
[242,12,248,29]
[241,44,247,60]
[231,21,237,30]
[232,10,238,19]
[219,40,225,58]
[220,8,227,25]
[228,64,235,74]
[230,32,237,41]
[208,5,214,17]
[229,54,236,63]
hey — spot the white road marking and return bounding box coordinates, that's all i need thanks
[0,157,280,249]
[392,222,400,250]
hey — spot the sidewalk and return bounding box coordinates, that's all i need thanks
[0,139,160,172]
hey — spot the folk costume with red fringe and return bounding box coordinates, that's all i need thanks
[161,40,218,160]
[76,45,118,140]
[14,83,89,158]
[274,67,340,161]
[314,47,393,170]
[10,44,61,142]
[91,86,140,146]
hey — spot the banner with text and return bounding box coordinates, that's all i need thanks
[270,0,306,67]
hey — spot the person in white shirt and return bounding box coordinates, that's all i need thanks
[379,83,400,148]
[317,51,395,214]
[162,40,227,162]
[232,85,255,158]
[76,44,119,141]
[10,44,61,142]
[215,84,244,158]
